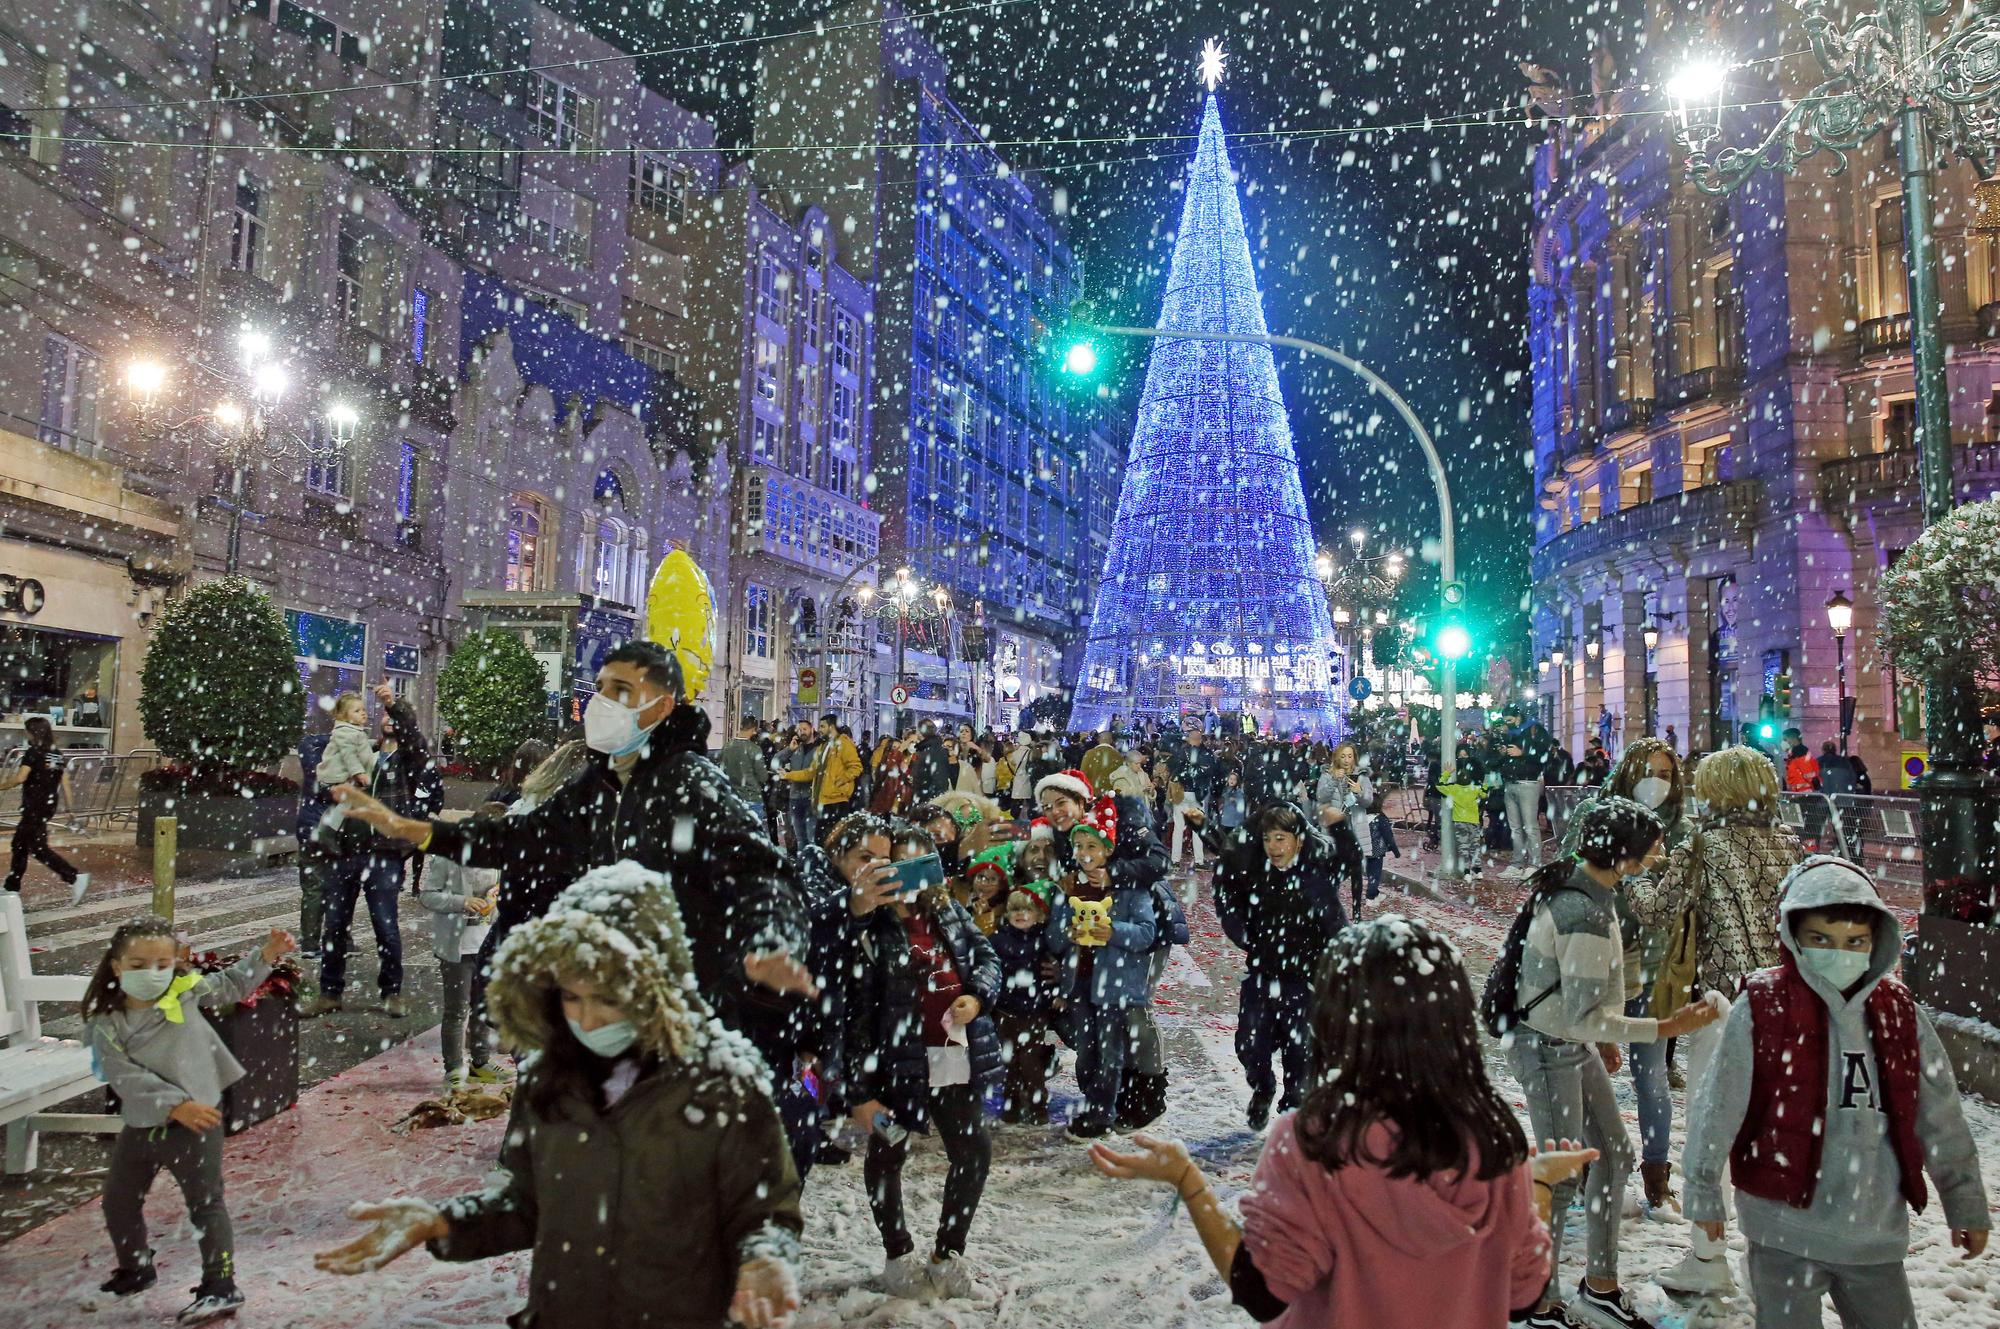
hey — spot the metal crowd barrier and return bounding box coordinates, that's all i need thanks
[0,749,162,832]
[1540,783,1922,886]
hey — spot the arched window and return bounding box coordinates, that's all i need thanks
[585,469,640,603]
[505,493,552,591]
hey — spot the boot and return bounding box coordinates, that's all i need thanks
[1640,1161,1677,1213]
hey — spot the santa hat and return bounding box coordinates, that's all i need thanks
[1034,768,1094,807]
[1029,816,1054,843]
[1069,796,1119,852]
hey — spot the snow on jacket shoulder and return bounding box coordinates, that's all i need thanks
[1239,1115,1548,1329]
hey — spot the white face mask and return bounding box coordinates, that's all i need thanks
[1801,946,1872,991]
[119,967,176,1002]
[1633,776,1672,810]
[583,692,661,758]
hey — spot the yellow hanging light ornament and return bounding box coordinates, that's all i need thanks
[643,548,718,700]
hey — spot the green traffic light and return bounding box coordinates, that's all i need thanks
[1758,721,1777,741]
[1435,622,1471,661]
[1062,339,1100,376]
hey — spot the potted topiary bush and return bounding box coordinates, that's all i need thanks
[437,629,552,778]
[136,577,305,852]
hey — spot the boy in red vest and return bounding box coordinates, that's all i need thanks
[1680,856,1989,1326]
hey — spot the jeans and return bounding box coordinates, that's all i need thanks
[1169,795,1205,865]
[1504,779,1544,866]
[5,813,77,892]
[297,847,329,955]
[1507,1028,1633,1293]
[1236,972,1312,1106]
[1067,1000,1144,1117]
[786,800,814,855]
[1746,1246,1917,1329]
[865,1083,990,1261]
[1364,855,1385,896]
[438,956,492,1074]
[1624,994,1671,1165]
[104,1124,232,1284]
[319,852,404,1000]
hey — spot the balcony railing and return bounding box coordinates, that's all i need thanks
[1659,364,1744,406]
[1858,313,1913,358]
[1601,397,1656,436]
[1531,479,1760,584]
[1818,441,2000,511]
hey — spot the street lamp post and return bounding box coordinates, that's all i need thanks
[1827,590,1854,754]
[1082,321,1465,877]
[1670,1,2000,917]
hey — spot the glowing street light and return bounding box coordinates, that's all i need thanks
[238,327,273,365]
[250,361,288,402]
[326,402,360,444]
[125,359,167,406]
[213,401,247,432]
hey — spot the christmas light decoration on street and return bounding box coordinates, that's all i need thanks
[1668,0,2000,962]
[1068,60,1338,736]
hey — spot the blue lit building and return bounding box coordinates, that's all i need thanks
[754,2,1100,730]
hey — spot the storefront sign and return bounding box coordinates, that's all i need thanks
[0,575,45,617]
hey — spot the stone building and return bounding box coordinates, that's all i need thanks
[1526,2,2000,784]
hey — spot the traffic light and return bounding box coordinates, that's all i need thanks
[1757,694,1778,743]
[1433,619,1473,662]
[1061,337,1100,378]
[1772,671,1793,715]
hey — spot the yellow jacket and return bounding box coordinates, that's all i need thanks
[812,734,863,807]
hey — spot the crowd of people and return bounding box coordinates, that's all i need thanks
[61,648,1990,1329]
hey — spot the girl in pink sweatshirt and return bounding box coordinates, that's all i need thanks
[1091,915,1588,1329]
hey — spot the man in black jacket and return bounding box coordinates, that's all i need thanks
[911,721,952,802]
[333,641,814,1031]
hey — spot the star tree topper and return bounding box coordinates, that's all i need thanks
[1199,37,1226,91]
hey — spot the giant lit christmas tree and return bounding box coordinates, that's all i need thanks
[1069,53,1337,735]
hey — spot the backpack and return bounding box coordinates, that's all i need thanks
[1479,870,1582,1039]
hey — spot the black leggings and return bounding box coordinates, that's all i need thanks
[6,814,77,892]
[1330,825,1365,912]
[864,1083,991,1262]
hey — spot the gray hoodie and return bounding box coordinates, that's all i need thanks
[88,952,272,1128]
[1682,857,1989,1264]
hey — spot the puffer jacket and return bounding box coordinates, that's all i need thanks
[1214,839,1348,980]
[1623,811,1803,998]
[432,1059,803,1329]
[1051,884,1157,1009]
[842,897,1003,1129]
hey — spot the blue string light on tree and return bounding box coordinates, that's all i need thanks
[1069,44,1337,736]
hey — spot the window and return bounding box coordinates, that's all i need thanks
[750,412,781,462]
[336,222,363,324]
[395,440,418,521]
[1711,264,1741,370]
[1881,397,1917,452]
[438,116,520,213]
[1875,196,1909,318]
[39,335,100,452]
[753,334,785,406]
[624,339,678,378]
[1685,436,1726,489]
[1620,462,1654,509]
[305,449,349,501]
[833,310,859,375]
[592,516,630,600]
[230,181,264,275]
[505,495,551,591]
[756,254,788,324]
[520,174,592,266]
[410,287,430,362]
[523,73,595,150]
[272,0,367,65]
[1579,484,1602,525]
[522,287,588,329]
[745,583,773,659]
[630,153,691,221]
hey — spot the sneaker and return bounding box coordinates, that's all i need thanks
[927,1254,989,1300]
[1065,1109,1112,1139]
[297,994,343,1018]
[1246,1089,1273,1131]
[1655,1249,1735,1295]
[381,993,408,1019]
[1568,1281,1656,1329]
[98,1260,157,1297]
[467,1063,512,1085]
[880,1252,933,1301]
[1511,1304,1585,1328]
[177,1281,245,1325]
[69,873,91,908]
[442,1068,468,1094]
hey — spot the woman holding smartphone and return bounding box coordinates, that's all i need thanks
[839,822,1003,1303]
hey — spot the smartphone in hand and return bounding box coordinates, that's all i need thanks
[890,853,945,897]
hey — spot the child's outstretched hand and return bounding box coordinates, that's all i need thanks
[1953,1228,1989,1259]
[729,1255,800,1328]
[1529,1137,1599,1189]
[259,929,297,966]
[1087,1132,1196,1191]
[314,1198,447,1274]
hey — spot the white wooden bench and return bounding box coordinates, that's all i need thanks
[0,890,118,1173]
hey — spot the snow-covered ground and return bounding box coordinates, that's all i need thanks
[793,882,2000,1329]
